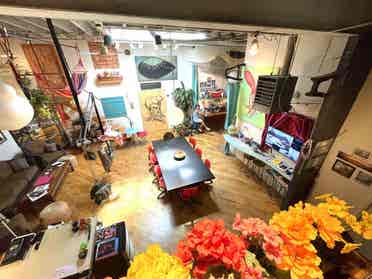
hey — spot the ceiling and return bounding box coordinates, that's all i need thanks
[0,15,250,46]
[0,0,371,32]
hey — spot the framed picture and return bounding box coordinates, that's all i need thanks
[354,171,372,186]
[332,159,355,178]
[353,148,370,160]
[0,131,7,144]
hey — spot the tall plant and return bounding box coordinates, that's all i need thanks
[172,87,194,121]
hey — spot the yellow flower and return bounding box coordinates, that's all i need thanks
[308,205,344,249]
[124,244,190,279]
[360,211,372,239]
[340,242,361,254]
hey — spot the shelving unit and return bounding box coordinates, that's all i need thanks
[96,76,123,86]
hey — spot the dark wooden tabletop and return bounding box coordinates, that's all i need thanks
[152,137,215,191]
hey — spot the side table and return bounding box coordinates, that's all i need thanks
[19,161,72,215]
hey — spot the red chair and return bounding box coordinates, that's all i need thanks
[195,148,202,158]
[157,177,166,199]
[179,187,199,201]
[188,137,197,149]
[137,130,148,138]
[204,159,211,169]
[154,165,162,179]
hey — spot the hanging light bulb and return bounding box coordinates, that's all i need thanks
[174,44,179,50]
[249,33,259,56]
[162,43,168,49]
[138,42,144,49]
[130,43,137,49]
[0,81,34,130]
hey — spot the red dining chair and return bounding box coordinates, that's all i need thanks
[188,137,197,149]
[154,165,162,179]
[157,177,166,199]
[204,159,211,169]
[179,186,200,201]
[195,148,202,158]
[137,130,148,138]
[149,152,158,172]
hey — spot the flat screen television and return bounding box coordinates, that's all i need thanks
[265,126,303,161]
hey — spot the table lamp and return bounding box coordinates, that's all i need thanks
[0,81,34,130]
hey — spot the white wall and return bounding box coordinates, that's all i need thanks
[309,70,372,215]
[63,41,242,130]
[0,131,22,161]
[290,34,349,118]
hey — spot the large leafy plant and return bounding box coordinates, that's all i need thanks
[172,87,194,121]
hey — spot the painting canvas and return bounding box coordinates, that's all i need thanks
[332,159,355,178]
[139,88,168,135]
[354,171,372,186]
[135,56,177,81]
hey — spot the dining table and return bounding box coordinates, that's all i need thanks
[152,137,215,192]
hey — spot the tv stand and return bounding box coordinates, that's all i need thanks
[224,134,295,181]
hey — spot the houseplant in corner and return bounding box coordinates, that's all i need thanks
[172,86,195,136]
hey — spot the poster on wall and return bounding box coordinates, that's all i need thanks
[135,56,177,81]
[139,89,168,135]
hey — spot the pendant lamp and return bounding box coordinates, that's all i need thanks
[0,81,34,130]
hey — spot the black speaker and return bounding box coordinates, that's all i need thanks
[154,34,162,45]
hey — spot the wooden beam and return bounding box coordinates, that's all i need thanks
[18,17,50,32]
[0,16,35,32]
[49,19,74,33]
[70,20,94,36]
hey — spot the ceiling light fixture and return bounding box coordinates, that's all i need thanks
[249,32,259,56]
[0,81,34,130]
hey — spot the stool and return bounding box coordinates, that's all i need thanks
[40,201,72,226]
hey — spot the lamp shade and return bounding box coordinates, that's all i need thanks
[0,81,34,130]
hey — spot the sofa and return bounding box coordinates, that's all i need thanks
[0,155,39,217]
[22,140,66,169]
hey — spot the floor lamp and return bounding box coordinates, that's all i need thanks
[0,81,34,237]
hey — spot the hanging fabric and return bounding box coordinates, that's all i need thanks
[260,112,314,148]
[224,82,241,129]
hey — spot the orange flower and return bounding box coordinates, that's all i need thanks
[360,211,372,239]
[277,237,322,279]
[340,242,362,254]
[270,202,317,246]
[307,205,344,249]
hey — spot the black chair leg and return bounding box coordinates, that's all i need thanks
[157,190,166,199]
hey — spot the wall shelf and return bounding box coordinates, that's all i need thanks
[96,76,123,86]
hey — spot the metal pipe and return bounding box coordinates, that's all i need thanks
[280,35,298,75]
[46,18,85,127]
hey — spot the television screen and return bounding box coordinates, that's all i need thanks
[266,127,294,156]
[288,138,303,161]
[265,127,303,161]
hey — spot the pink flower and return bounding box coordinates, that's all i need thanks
[262,241,283,265]
[233,213,285,267]
[242,266,264,279]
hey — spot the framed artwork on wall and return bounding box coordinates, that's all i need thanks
[135,56,177,81]
[354,171,372,186]
[332,159,355,178]
[0,131,7,144]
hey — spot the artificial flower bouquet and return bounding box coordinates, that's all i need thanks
[124,195,371,279]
